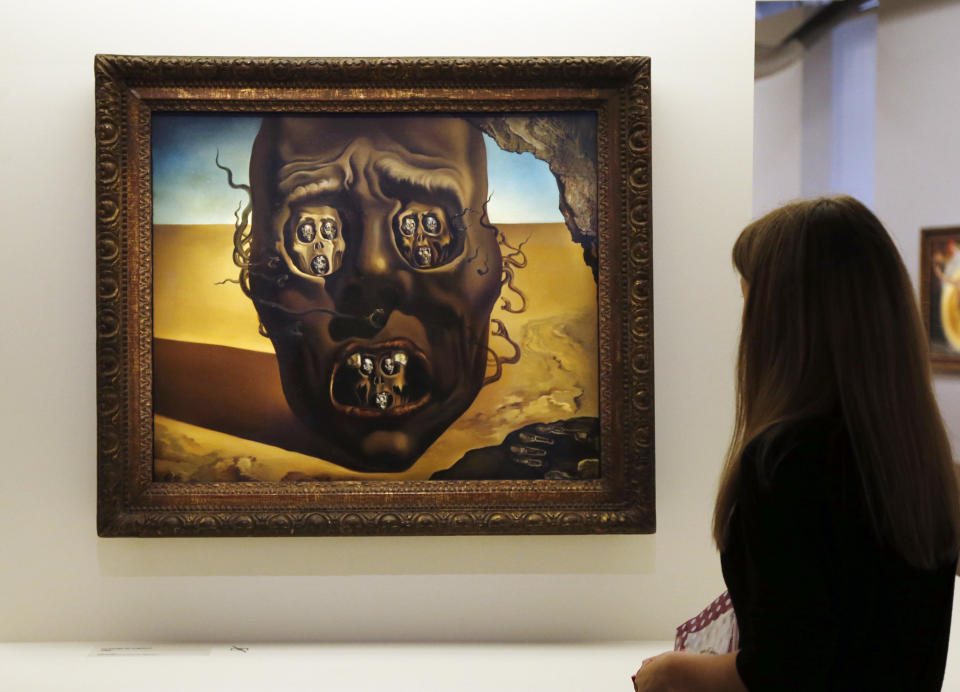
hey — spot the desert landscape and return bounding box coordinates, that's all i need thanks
[153,221,598,481]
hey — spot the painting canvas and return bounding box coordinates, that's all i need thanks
[95,56,653,536]
[921,226,960,372]
[152,113,600,481]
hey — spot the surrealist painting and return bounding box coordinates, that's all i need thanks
[152,114,600,481]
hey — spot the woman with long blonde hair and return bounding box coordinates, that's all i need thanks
[634,196,960,691]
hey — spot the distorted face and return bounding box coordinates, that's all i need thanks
[248,116,502,472]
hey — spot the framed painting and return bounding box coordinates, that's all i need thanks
[921,226,960,373]
[95,55,653,536]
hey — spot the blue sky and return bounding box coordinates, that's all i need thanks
[152,114,567,225]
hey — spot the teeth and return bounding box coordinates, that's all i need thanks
[347,351,407,370]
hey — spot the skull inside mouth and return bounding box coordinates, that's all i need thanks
[332,348,427,414]
[416,246,433,266]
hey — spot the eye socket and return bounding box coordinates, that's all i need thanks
[422,213,441,236]
[320,218,338,240]
[297,220,316,243]
[392,206,460,270]
[399,215,417,238]
[287,206,345,279]
[381,356,397,375]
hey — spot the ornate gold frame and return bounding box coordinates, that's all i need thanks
[95,55,653,537]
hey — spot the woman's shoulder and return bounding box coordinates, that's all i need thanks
[741,414,849,497]
[747,414,846,458]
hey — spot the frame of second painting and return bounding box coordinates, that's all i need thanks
[921,226,960,373]
[95,55,653,537]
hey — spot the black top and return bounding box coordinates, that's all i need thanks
[720,417,957,691]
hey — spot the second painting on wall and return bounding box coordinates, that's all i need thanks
[921,226,960,373]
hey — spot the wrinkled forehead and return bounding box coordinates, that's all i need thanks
[253,115,487,182]
[280,115,480,160]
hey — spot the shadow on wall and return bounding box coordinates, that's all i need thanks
[97,534,656,577]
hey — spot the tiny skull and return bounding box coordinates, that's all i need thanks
[422,213,440,234]
[310,255,330,276]
[297,220,316,243]
[382,355,397,376]
[320,218,338,240]
[400,215,418,237]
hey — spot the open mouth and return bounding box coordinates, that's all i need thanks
[329,339,432,417]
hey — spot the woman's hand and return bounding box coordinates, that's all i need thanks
[631,651,746,692]
[632,651,686,691]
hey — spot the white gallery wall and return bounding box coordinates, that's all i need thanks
[753,9,877,217]
[754,0,960,484]
[753,59,803,217]
[0,0,754,642]
[875,0,960,449]
[754,0,960,452]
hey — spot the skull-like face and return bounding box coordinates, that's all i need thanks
[248,116,502,472]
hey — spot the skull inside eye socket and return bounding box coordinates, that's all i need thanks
[286,206,345,279]
[422,213,441,235]
[392,206,459,269]
[400,215,417,237]
[320,218,338,240]
[297,220,316,243]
